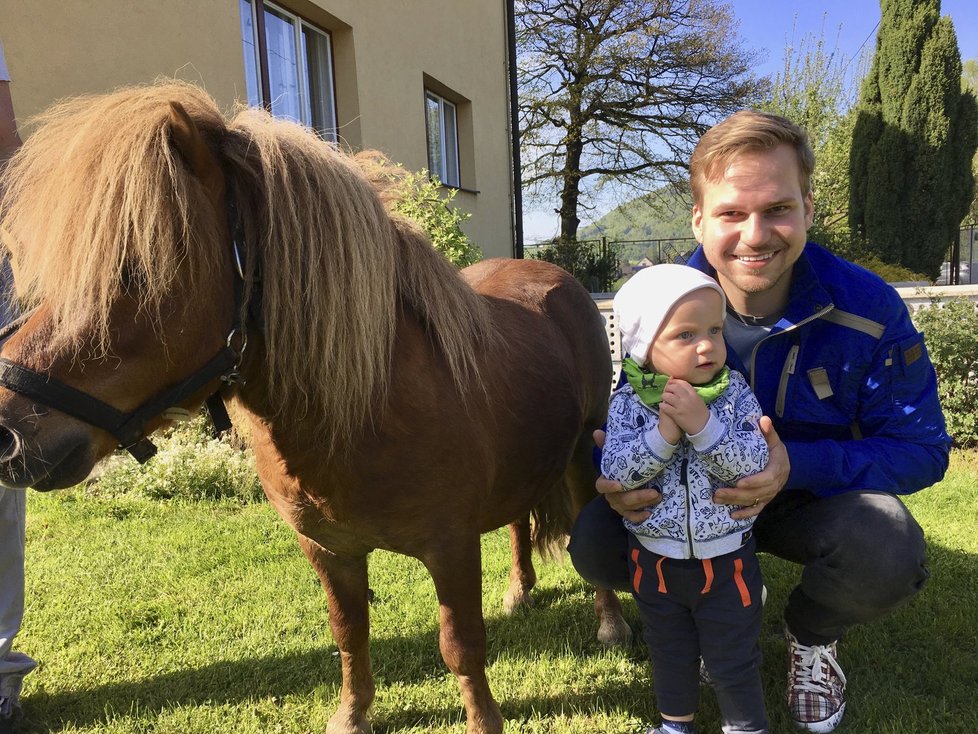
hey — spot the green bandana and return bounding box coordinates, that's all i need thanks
[622,357,730,407]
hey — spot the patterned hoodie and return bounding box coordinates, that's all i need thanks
[601,368,769,560]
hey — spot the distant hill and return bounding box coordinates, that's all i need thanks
[579,186,696,266]
[580,187,693,241]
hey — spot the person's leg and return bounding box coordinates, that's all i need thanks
[629,542,701,724]
[754,489,927,644]
[695,546,768,734]
[568,495,631,592]
[755,489,924,732]
[0,487,36,720]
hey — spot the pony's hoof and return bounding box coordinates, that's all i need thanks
[502,585,535,615]
[597,614,632,647]
[326,709,372,734]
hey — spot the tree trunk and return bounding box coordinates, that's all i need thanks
[558,104,584,241]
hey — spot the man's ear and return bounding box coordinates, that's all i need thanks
[803,190,815,230]
[691,204,704,243]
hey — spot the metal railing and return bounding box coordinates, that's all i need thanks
[528,225,978,291]
[524,236,697,293]
[939,223,977,286]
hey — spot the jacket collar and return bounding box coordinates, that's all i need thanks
[686,242,834,329]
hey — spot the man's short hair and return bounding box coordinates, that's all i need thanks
[689,110,816,204]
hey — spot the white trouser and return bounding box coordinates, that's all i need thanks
[0,487,36,704]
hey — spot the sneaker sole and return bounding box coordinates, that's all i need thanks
[793,702,845,733]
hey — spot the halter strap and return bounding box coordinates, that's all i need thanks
[0,345,240,462]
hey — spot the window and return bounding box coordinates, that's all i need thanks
[240,0,338,141]
[425,90,460,188]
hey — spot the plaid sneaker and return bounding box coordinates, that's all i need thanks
[786,629,847,732]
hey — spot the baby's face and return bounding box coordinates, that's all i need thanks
[646,288,726,384]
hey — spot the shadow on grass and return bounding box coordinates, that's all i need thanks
[20,576,640,732]
[20,543,978,733]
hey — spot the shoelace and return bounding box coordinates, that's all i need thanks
[792,640,847,694]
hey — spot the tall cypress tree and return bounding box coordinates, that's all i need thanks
[849,0,978,279]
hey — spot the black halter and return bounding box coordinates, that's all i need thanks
[0,210,252,464]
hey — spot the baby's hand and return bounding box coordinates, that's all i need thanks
[660,379,709,435]
[658,410,681,444]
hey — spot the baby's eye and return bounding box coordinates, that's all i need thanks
[709,326,722,335]
[678,331,694,340]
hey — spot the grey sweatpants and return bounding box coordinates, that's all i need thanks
[0,487,36,705]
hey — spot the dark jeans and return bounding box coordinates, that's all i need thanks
[630,537,768,733]
[568,489,929,645]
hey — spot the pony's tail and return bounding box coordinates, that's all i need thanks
[529,490,576,561]
[530,429,603,561]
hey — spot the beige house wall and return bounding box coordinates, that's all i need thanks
[2,0,517,258]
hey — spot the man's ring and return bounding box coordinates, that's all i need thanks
[751,498,760,508]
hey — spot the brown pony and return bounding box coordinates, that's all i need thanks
[0,81,629,734]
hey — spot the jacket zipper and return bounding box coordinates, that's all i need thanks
[682,454,694,558]
[748,304,835,395]
[776,344,799,418]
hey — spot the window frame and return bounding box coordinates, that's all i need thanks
[424,89,461,188]
[240,0,338,141]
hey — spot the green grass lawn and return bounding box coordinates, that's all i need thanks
[16,450,978,733]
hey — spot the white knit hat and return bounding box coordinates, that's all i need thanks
[614,264,726,366]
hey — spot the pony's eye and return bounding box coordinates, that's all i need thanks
[120,264,146,294]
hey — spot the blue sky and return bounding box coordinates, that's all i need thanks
[523,0,978,243]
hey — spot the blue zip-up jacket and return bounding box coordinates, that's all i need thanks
[683,242,951,497]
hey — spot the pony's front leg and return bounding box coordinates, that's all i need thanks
[297,536,375,734]
[422,536,504,734]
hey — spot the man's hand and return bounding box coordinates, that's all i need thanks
[660,378,709,436]
[593,429,662,522]
[713,416,789,519]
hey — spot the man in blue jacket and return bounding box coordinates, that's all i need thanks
[569,109,951,734]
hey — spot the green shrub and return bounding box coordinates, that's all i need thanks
[87,413,264,504]
[853,254,930,284]
[389,168,482,267]
[913,298,978,447]
[531,238,618,292]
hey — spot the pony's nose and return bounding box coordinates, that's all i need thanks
[0,423,23,463]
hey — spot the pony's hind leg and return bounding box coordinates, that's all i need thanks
[422,535,504,734]
[566,440,632,647]
[297,536,375,734]
[502,515,536,614]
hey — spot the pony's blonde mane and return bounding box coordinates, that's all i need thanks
[0,81,492,454]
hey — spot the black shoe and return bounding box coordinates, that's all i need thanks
[0,696,21,733]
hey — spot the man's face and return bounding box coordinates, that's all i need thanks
[691,145,814,315]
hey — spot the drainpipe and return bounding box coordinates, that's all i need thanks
[505,0,524,258]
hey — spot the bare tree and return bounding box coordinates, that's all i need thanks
[517,0,766,241]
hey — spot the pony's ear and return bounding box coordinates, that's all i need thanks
[167,101,222,191]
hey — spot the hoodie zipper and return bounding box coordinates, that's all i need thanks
[682,454,694,558]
